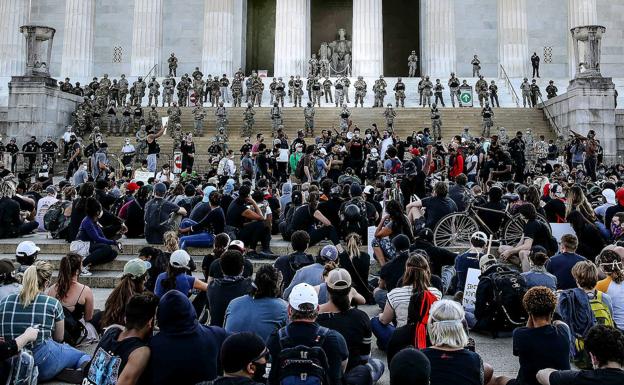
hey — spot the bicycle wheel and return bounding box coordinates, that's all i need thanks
[502,214,526,246]
[433,213,480,248]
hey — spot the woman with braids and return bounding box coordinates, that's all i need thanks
[371,253,442,351]
[597,249,624,329]
[339,232,373,304]
[0,178,38,238]
[223,265,288,341]
[47,253,95,345]
[0,261,91,382]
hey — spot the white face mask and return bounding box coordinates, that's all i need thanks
[81,165,88,171]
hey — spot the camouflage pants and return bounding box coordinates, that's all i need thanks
[432,119,442,139]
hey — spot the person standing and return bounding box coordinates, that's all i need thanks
[531,52,541,78]
[22,136,40,173]
[146,125,165,173]
[489,80,500,107]
[181,134,195,173]
[471,55,481,77]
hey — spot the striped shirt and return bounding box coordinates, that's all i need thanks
[0,293,64,346]
[387,286,443,327]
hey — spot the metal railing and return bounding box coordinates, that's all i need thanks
[536,94,562,137]
[499,64,520,107]
[144,64,159,80]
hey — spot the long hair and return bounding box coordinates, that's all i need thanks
[567,210,593,235]
[101,274,145,327]
[327,286,351,312]
[566,185,596,222]
[253,265,282,299]
[345,233,361,260]
[213,233,230,260]
[55,253,82,301]
[75,182,95,211]
[308,191,320,211]
[163,231,179,253]
[386,199,414,241]
[19,261,52,307]
[597,249,624,284]
[401,253,431,294]
[162,264,188,293]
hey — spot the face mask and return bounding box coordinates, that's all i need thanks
[252,362,267,383]
[354,133,360,138]
[366,134,372,139]
[81,165,88,171]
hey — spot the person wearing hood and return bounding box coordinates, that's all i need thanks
[148,290,228,385]
[279,182,293,212]
[221,179,236,212]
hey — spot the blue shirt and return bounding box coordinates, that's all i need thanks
[154,272,196,297]
[522,268,558,291]
[224,295,288,341]
[454,251,481,292]
[546,252,587,290]
[283,263,325,299]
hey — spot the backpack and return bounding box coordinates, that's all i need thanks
[5,351,38,385]
[43,200,70,233]
[340,200,369,240]
[572,290,614,369]
[390,158,402,174]
[277,326,330,385]
[365,159,378,180]
[63,305,87,347]
[482,268,528,334]
[295,155,306,180]
[312,158,322,180]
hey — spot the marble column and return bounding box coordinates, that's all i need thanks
[202,0,246,76]
[0,0,29,77]
[422,0,456,78]
[498,0,529,78]
[352,0,383,77]
[131,0,164,77]
[274,0,310,77]
[568,0,597,77]
[61,0,96,79]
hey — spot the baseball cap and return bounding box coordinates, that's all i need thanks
[123,258,151,278]
[289,283,319,310]
[170,250,191,270]
[202,185,216,203]
[154,183,167,196]
[326,268,352,290]
[220,332,267,374]
[471,231,488,244]
[126,182,140,192]
[319,245,338,261]
[16,241,40,257]
[319,147,327,156]
[603,188,616,205]
[616,188,624,206]
[228,240,245,252]
[479,254,497,271]
[364,185,375,195]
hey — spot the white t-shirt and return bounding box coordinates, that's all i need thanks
[387,285,443,327]
[465,154,479,175]
[35,196,59,231]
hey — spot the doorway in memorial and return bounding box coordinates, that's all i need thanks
[383,0,420,76]
[311,0,353,70]
[246,0,276,75]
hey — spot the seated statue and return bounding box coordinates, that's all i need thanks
[324,28,352,76]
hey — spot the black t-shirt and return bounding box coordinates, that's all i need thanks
[92,327,147,384]
[544,198,566,223]
[523,219,552,250]
[421,196,458,229]
[550,368,624,385]
[423,348,484,385]
[207,277,253,327]
[379,252,409,292]
[318,198,343,228]
[0,197,21,239]
[512,324,571,385]
[290,204,315,231]
[125,199,146,238]
[208,257,253,280]
[349,140,364,160]
[476,200,507,233]
[226,198,249,228]
[338,252,371,302]
[494,153,513,181]
[317,308,371,371]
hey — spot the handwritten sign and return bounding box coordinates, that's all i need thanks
[133,170,153,183]
[367,226,376,262]
[463,268,481,312]
[550,223,576,243]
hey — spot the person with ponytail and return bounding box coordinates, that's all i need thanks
[0,261,91,382]
[338,233,373,304]
[47,253,95,345]
[596,249,624,330]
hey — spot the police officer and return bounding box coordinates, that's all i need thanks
[546,80,558,99]
[22,136,40,172]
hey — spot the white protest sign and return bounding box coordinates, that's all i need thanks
[133,170,153,184]
[550,223,576,243]
[367,226,376,262]
[463,268,481,312]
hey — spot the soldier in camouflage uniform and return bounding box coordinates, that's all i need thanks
[421,76,433,108]
[434,79,445,107]
[121,105,132,135]
[106,100,118,136]
[215,101,228,132]
[147,106,160,128]
[216,127,229,153]
[252,74,264,107]
[168,53,178,77]
[520,78,531,108]
[498,127,510,148]
[245,75,254,103]
[546,80,558,99]
[288,76,295,104]
[162,76,176,107]
[172,123,183,151]
[530,79,541,108]
[275,77,286,107]
[192,105,206,136]
[100,74,111,102]
[293,75,304,107]
[489,80,500,107]
[524,128,535,165]
[384,104,396,130]
[475,75,488,108]
[393,78,406,108]
[210,76,221,107]
[354,76,366,107]
[373,76,387,108]
[270,102,282,134]
[342,76,351,104]
[304,102,315,137]
[242,103,255,137]
[448,73,461,108]
[306,76,314,102]
[87,77,99,99]
[95,85,109,110]
[133,77,147,106]
[339,104,351,131]
[334,78,345,107]
[192,75,205,106]
[269,78,278,104]
[311,77,322,107]
[431,103,442,140]
[167,103,182,137]
[177,75,190,107]
[481,102,494,137]
[231,75,243,107]
[417,76,425,106]
[118,74,129,106]
[148,77,160,106]
[408,50,418,77]
[323,77,333,104]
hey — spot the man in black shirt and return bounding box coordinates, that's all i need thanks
[508,131,526,182]
[207,250,253,327]
[273,231,314,291]
[225,185,271,254]
[413,181,458,229]
[22,136,39,172]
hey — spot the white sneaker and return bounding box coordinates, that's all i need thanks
[81,267,92,277]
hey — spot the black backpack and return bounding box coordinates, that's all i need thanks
[295,156,306,179]
[277,326,330,385]
[62,306,86,347]
[482,267,528,334]
[365,159,378,180]
[43,201,70,234]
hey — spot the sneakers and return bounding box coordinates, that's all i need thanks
[55,367,86,384]
[80,266,92,277]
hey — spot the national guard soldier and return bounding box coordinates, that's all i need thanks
[530,79,541,107]
[334,78,345,107]
[192,74,205,106]
[133,104,144,130]
[304,102,315,137]
[275,77,286,107]
[373,75,387,108]
[546,80,558,99]
[245,74,254,103]
[342,75,351,104]
[231,75,243,107]
[192,67,204,81]
[433,79,445,107]
[252,73,264,107]
[354,76,366,107]
[110,79,120,107]
[408,50,418,77]
[100,74,112,100]
[211,76,221,107]
[147,106,160,128]
[394,78,406,108]
[421,76,433,107]
[162,76,176,107]
[235,68,244,79]
[448,73,460,107]
[121,104,132,135]
[306,75,314,102]
[172,123,183,152]
[384,104,396,130]
[269,77,278,104]
[293,75,304,107]
[95,86,109,110]
[148,76,160,106]
[475,75,488,108]
[133,77,147,106]
[271,102,282,133]
[242,103,255,137]
[489,80,500,107]
[220,74,230,104]
[323,77,333,104]
[72,82,84,97]
[87,77,99,98]
[461,127,473,142]
[312,77,322,107]
[417,76,425,106]
[216,127,229,154]
[106,101,118,136]
[471,55,481,77]
[216,101,228,132]
[308,54,319,77]
[177,76,190,106]
[481,102,494,137]
[498,127,509,147]
[167,103,182,135]
[193,105,206,136]
[118,74,128,106]
[60,77,73,93]
[339,104,351,131]
[288,75,295,104]
[430,103,442,140]
[168,53,178,77]
[520,78,531,107]
[135,125,148,161]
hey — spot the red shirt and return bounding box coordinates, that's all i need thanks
[450,153,464,178]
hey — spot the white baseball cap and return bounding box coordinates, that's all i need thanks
[364,185,375,195]
[16,241,40,257]
[289,283,319,311]
[319,148,327,156]
[169,250,191,270]
[228,240,245,252]
[603,188,616,205]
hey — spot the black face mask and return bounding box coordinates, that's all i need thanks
[252,362,267,382]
